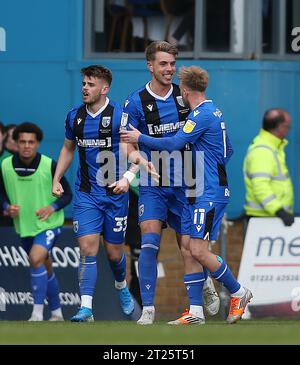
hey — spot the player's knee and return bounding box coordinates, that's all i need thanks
[190,241,207,263]
[106,245,123,263]
[29,253,44,268]
[139,233,160,259]
[79,241,97,256]
[181,247,197,269]
[79,247,93,256]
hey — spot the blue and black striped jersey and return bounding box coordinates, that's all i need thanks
[65,98,126,194]
[124,83,189,187]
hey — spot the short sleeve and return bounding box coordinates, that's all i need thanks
[124,97,140,129]
[65,112,75,140]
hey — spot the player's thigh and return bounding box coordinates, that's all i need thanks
[189,201,227,241]
[29,227,61,265]
[103,194,128,245]
[33,227,62,251]
[167,187,187,234]
[138,186,168,227]
[73,191,104,238]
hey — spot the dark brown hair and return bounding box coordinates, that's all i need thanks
[81,65,112,86]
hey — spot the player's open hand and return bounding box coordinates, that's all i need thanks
[52,180,64,197]
[108,177,130,195]
[36,206,55,221]
[120,124,141,144]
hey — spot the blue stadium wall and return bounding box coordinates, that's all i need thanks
[1,0,300,219]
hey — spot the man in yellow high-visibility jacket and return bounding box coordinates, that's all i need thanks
[243,108,294,226]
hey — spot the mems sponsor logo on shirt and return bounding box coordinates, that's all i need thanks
[147,121,185,135]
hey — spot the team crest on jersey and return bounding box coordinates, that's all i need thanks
[102,117,111,128]
[183,120,196,133]
[139,204,144,217]
[121,112,128,127]
[147,104,153,111]
[73,221,79,233]
[176,96,185,107]
[77,118,82,125]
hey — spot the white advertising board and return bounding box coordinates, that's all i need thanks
[238,217,300,318]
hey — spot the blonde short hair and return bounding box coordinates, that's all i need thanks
[179,66,209,92]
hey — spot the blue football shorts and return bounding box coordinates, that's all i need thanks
[21,227,62,255]
[181,201,227,240]
[73,190,129,244]
[138,186,189,235]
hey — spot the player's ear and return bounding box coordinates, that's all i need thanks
[101,84,110,95]
[147,61,153,73]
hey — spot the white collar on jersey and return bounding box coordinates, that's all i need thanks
[193,99,212,110]
[146,82,173,101]
[86,97,109,118]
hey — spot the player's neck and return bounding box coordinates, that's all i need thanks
[19,154,36,166]
[86,97,107,114]
[149,80,172,97]
[189,93,206,110]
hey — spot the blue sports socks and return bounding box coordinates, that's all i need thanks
[210,256,241,294]
[78,256,97,296]
[184,272,206,306]
[109,252,126,283]
[31,265,48,304]
[138,233,160,306]
[47,272,61,311]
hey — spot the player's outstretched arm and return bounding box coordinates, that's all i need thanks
[122,124,186,152]
[52,138,76,197]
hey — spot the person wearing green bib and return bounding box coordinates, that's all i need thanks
[0,122,72,321]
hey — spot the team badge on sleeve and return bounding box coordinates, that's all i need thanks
[73,221,79,233]
[121,112,128,127]
[139,204,145,217]
[183,120,196,133]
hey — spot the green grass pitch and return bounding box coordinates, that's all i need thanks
[1,319,300,345]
